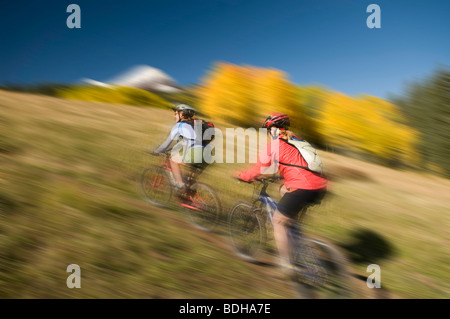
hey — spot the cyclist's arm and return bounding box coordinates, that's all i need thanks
[238,140,277,182]
[154,135,173,153]
[154,125,179,153]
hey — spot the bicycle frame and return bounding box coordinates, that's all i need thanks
[142,152,221,232]
[155,153,175,180]
[253,179,304,238]
[230,178,353,298]
[255,180,324,279]
[152,153,205,211]
[257,190,277,226]
[156,153,195,190]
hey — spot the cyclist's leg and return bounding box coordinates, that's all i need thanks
[279,184,287,197]
[170,157,185,189]
[272,209,294,268]
[274,188,325,268]
[169,141,186,189]
[183,148,205,181]
[186,147,208,182]
[174,147,205,201]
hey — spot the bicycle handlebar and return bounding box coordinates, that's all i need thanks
[235,175,281,184]
[255,175,281,183]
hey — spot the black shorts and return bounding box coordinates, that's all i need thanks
[277,188,327,219]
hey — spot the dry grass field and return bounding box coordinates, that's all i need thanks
[1,90,449,299]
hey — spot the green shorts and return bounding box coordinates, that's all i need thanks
[182,147,207,168]
[172,143,207,169]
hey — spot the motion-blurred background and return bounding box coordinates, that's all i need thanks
[1,0,449,299]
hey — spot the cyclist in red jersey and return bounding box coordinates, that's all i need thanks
[237,113,328,270]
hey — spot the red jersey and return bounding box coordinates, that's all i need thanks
[239,136,327,190]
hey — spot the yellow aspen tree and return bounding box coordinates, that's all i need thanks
[197,62,254,126]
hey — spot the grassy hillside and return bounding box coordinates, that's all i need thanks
[1,90,449,299]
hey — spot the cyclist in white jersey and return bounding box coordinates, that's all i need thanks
[153,104,205,190]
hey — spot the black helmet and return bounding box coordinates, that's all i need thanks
[172,104,196,118]
[262,113,290,129]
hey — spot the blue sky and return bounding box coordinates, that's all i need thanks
[1,0,449,99]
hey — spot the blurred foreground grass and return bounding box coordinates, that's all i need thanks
[1,90,449,298]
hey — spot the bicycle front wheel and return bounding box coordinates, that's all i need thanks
[184,183,221,232]
[290,235,354,299]
[140,166,173,207]
[228,202,265,263]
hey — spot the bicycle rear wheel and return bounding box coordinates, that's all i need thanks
[140,166,173,207]
[228,202,265,262]
[289,234,354,299]
[183,183,221,232]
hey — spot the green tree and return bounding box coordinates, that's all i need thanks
[392,67,450,177]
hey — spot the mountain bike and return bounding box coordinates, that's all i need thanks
[228,177,355,299]
[140,151,221,232]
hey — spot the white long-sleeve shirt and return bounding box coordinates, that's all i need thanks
[155,121,203,153]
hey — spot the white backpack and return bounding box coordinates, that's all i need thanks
[279,137,324,175]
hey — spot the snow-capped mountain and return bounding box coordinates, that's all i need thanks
[81,65,181,93]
